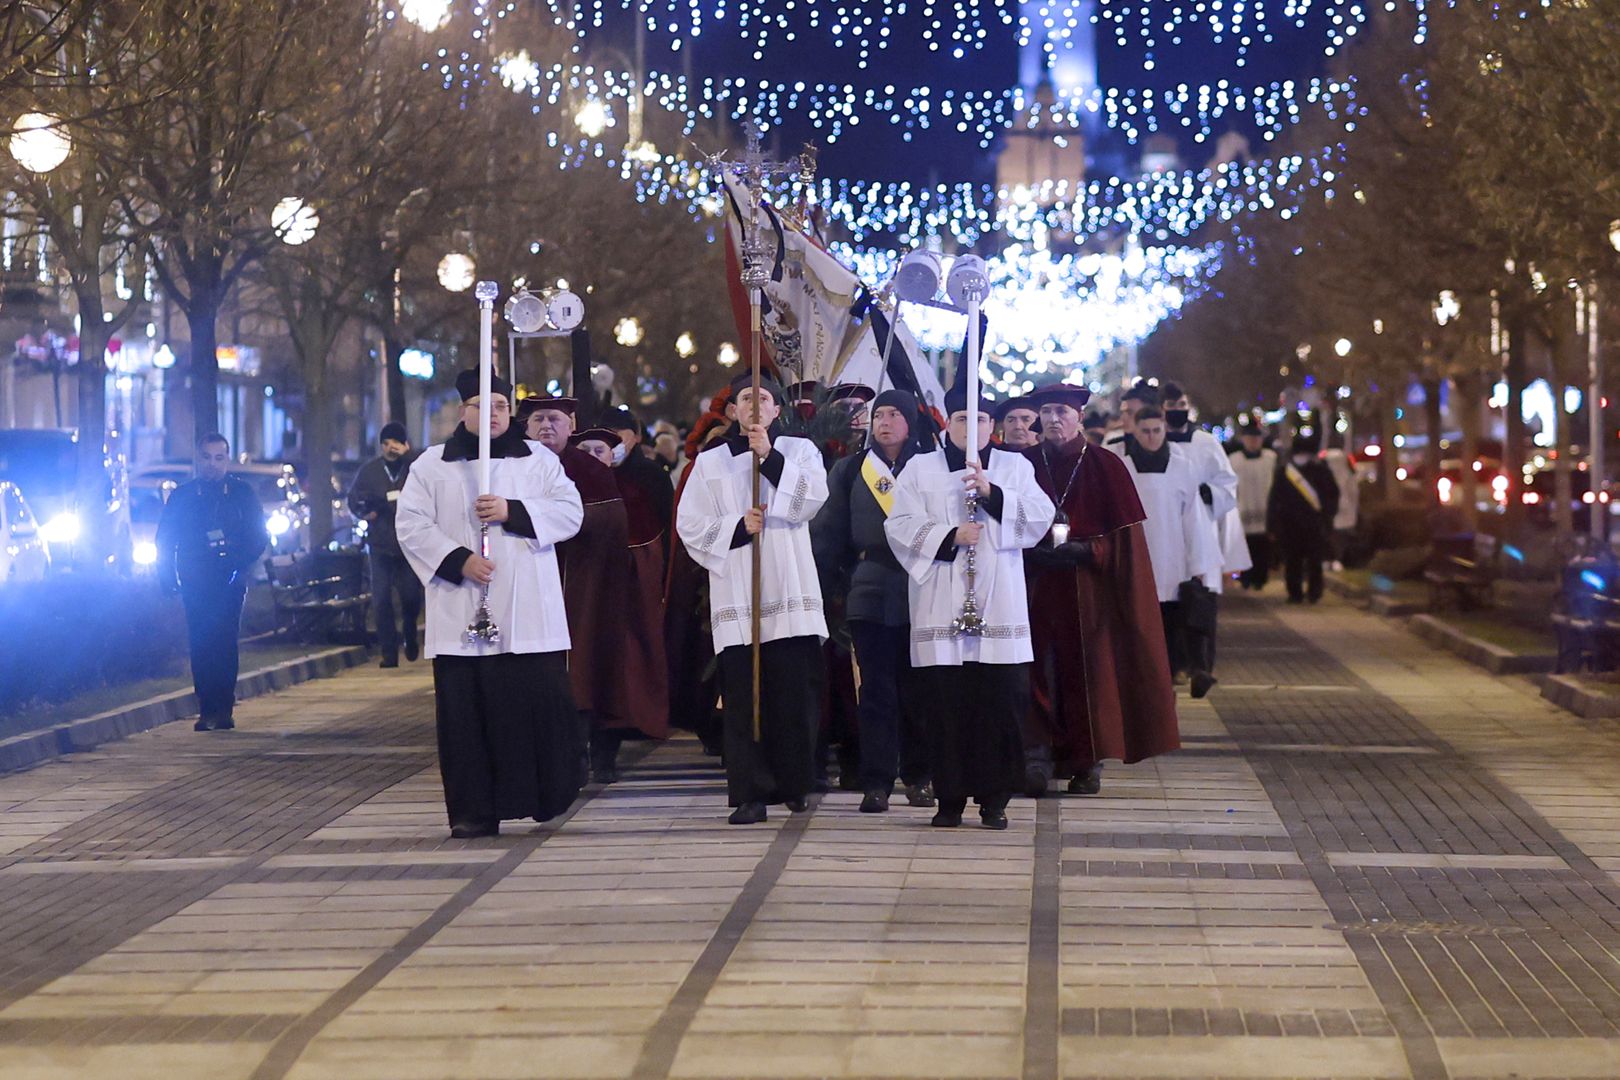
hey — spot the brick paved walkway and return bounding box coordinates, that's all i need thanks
[4,594,1620,1078]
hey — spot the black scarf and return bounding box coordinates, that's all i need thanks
[709,420,785,457]
[1125,439,1172,474]
[442,423,533,462]
[943,440,994,470]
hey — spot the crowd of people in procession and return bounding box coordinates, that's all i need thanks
[153,361,1345,839]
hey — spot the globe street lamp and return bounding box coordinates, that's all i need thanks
[575,100,610,139]
[438,252,476,293]
[399,0,451,31]
[9,113,70,173]
[1334,337,1353,358]
[675,331,696,359]
[717,342,739,368]
[614,316,643,348]
[1433,290,1460,326]
[271,197,319,245]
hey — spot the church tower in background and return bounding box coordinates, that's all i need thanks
[996,1,1106,202]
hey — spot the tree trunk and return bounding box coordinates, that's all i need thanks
[384,331,407,423]
[1377,388,1398,501]
[1504,314,1528,530]
[187,302,220,440]
[1454,369,1484,531]
[74,315,115,571]
[302,385,335,550]
[1422,376,1444,507]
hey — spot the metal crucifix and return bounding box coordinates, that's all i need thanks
[712,119,816,740]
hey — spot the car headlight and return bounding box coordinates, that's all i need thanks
[38,512,81,544]
[133,541,158,566]
[266,509,293,537]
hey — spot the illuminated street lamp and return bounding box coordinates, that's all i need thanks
[614,316,643,348]
[9,113,70,173]
[399,0,451,31]
[496,50,540,94]
[675,331,696,358]
[575,100,610,139]
[1433,290,1460,326]
[437,252,476,293]
[717,342,739,368]
[1333,337,1353,358]
[271,197,319,245]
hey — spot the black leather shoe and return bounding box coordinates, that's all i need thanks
[593,764,620,785]
[193,717,214,732]
[903,782,936,808]
[1023,771,1048,799]
[728,802,768,825]
[1067,766,1101,796]
[784,797,809,813]
[1190,671,1217,699]
[213,716,234,731]
[380,658,399,669]
[449,821,499,839]
[860,790,889,813]
[979,807,1009,830]
[403,639,419,662]
[931,808,963,828]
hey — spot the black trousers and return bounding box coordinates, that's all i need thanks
[1240,533,1271,590]
[1177,580,1218,675]
[181,579,247,722]
[369,549,423,662]
[849,620,930,792]
[432,652,587,826]
[719,637,824,807]
[1280,532,1329,602]
[921,662,1027,807]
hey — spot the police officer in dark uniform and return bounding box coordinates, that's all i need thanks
[155,433,269,731]
[347,421,423,667]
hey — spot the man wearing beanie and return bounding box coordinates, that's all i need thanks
[347,421,423,667]
[397,368,586,838]
[1266,414,1340,604]
[675,371,830,825]
[812,388,936,813]
[884,386,1055,830]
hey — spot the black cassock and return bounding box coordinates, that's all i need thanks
[432,652,588,825]
[919,661,1029,807]
[718,637,824,807]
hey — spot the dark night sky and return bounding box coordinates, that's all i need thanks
[581,4,1341,183]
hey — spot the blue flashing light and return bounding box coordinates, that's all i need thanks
[1503,544,1524,563]
[1581,569,1606,592]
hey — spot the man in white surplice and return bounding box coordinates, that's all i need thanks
[675,372,829,825]
[397,368,586,840]
[1115,405,1221,696]
[885,387,1055,830]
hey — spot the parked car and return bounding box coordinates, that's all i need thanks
[0,480,51,582]
[0,428,132,572]
[128,472,179,573]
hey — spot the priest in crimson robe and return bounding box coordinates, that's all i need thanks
[1021,382,1180,798]
[397,369,587,838]
[518,395,663,784]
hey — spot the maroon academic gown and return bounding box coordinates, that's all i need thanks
[614,461,672,738]
[1024,435,1180,772]
[664,459,718,735]
[556,448,633,729]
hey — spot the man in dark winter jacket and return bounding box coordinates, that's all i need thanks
[811,389,934,813]
[155,433,269,731]
[1266,418,1340,604]
[348,422,423,666]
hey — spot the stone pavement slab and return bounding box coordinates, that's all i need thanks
[6,596,1620,1077]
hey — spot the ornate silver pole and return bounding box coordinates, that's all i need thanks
[949,256,989,637]
[465,279,500,645]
